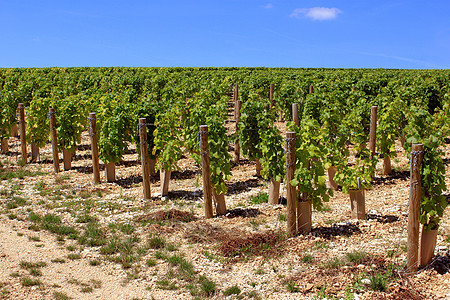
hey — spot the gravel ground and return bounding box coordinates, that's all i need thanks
[0,127,449,300]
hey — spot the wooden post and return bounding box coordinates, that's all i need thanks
[149,159,156,176]
[234,84,239,120]
[369,106,378,159]
[349,189,366,219]
[160,169,171,196]
[268,179,280,204]
[383,155,392,175]
[234,100,242,164]
[255,159,262,177]
[292,103,299,126]
[269,83,274,109]
[286,131,297,236]
[1,138,8,154]
[328,166,338,191]
[200,125,213,218]
[139,118,151,200]
[105,162,115,182]
[212,187,227,216]
[31,142,39,162]
[18,103,27,164]
[11,124,18,137]
[63,149,72,171]
[89,113,101,184]
[49,108,60,173]
[297,194,312,234]
[407,144,423,272]
[309,85,314,94]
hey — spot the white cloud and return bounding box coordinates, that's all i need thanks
[290,7,342,21]
[263,3,273,9]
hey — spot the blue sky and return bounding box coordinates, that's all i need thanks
[1,0,449,69]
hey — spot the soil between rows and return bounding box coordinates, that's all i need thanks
[0,126,449,300]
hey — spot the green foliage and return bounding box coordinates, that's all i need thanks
[289,117,333,210]
[238,93,267,161]
[53,95,87,152]
[0,90,20,139]
[153,104,183,171]
[403,103,449,230]
[376,96,406,158]
[26,97,51,148]
[334,149,377,194]
[97,95,135,164]
[182,89,231,195]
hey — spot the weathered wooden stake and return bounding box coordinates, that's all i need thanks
[328,166,338,191]
[286,131,297,236]
[292,103,299,126]
[234,100,242,164]
[212,187,227,216]
[349,189,366,219]
[269,83,274,109]
[268,179,280,205]
[255,159,262,177]
[31,142,39,162]
[63,149,72,170]
[200,125,213,218]
[309,85,314,94]
[383,155,392,175]
[234,84,239,120]
[419,228,438,267]
[11,124,18,137]
[89,113,101,184]
[18,103,27,164]
[49,108,60,173]
[149,159,156,176]
[1,138,8,154]
[369,106,378,159]
[160,169,171,196]
[139,118,151,200]
[105,162,115,182]
[407,144,423,272]
[297,194,312,234]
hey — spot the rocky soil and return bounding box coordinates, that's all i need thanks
[0,127,449,300]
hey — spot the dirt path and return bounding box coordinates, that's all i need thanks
[0,215,192,299]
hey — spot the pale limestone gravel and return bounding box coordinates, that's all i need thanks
[0,130,449,299]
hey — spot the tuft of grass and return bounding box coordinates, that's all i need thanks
[20,261,47,269]
[77,222,106,247]
[369,272,389,292]
[148,236,166,249]
[67,254,81,260]
[89,259,101,266]
[249,193,268,205]
[198,275,216,296]
[223,285,241,296]
[284,280,299,293]
[146,259,156,267]
[80,286,93,293]
[301,254,314,263]
[156,279,178,290]
[322,257,345,269]
[346,251,367,264]
[76,214,98,224]
[51,258,66,264]
[28,235,41,242]
[6,196,27,209]
[21,277,41,287]
[0,168,44,181]
[53,291,71,300]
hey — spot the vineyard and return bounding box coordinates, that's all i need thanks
[0,67,449,299]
